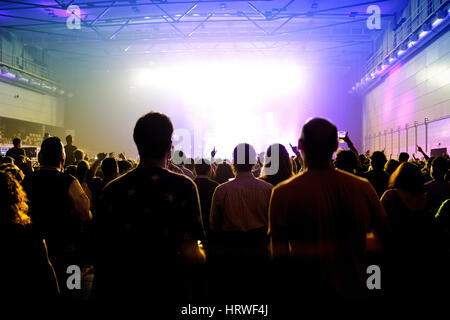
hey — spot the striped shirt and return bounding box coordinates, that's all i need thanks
[210,171,273,232]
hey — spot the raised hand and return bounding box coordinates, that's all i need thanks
[211,146,217,158]
[289,143,300,156]
[97,152,107,161]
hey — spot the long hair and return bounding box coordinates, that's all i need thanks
[260,143,293,186]
[0,171,30,227]
[389,162,424,195]
[213,161,235,184]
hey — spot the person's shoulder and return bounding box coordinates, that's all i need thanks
[254,177,273,189]
[336,168,371,185]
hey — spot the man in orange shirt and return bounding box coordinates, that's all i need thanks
[269,118,390,299]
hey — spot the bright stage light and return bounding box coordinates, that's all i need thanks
[131,59,305,158]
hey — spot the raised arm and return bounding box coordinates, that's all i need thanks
[417,146,429,161]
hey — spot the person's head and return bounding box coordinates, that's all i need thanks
[335,149,358,173]
[39,136,65,168]
[12,138,21,148]
[0,171,30,228]
[73,149,84,162]
[233,143,257,173]
[398,152,409,163]
[431,156,449,181]
[101,157,119,180]
[213,161,235,183]
[262,143,293,182]
[65,165,77,177]
[299,118,338,167]
[118,159,132,175]
[76,160,89,183]
[195,158,211,176]
[384,159,400,176]
[370,151,387,170]
[66,135,73,145]
[0,156,14,164]
[134,111,173,161]
[389,162,424,195]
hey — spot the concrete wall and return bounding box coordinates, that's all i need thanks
[0,81,64,127]
[363,30,450,157]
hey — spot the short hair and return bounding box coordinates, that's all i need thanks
[398,152,409,163]
[73,149,84,162]
[384,159,400,176]
[40,137,64,167]
[389,162,424,195]
[195,158,211,175]
[12,138,21,146]
[102,157,118,179]
[335,149,357,172]
[66,135,72,144]
[133,111,173,159]
[233,143,256,172]
[300,118,338,162]
[370,151,387,170]
[431,156,449,181]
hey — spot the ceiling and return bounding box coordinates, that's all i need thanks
[0,0,409,67]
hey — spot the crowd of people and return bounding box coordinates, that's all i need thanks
[1,111,449,305]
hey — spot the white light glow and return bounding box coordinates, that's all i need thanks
[131,59,305,158]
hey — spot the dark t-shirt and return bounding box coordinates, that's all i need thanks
[22,168,79,260]
[364,169,390,198]
[194,176,219,236]
[94,166,204,300]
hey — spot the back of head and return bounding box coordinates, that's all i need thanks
[102,157,118,179]
[335,149,357,173]
[431,156,449,181]
[40,136,64,167]
[299,118,338,165]
[214,162,235,183]
[263,143,293,179]
[195,158,211,176]
[12,137,21,147]
[233,143,256,172]
[370,151,387,170]
[66,135,72,145]
[384,159,400,175]
[73,149,84,162]
[133,111,173,159]
[398,152,409,163]
[389,162,424,195]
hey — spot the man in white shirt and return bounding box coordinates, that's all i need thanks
[210,143,273,234]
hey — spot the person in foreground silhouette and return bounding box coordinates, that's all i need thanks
[209,143,273,300]
[22,137,91,298]
[269,118,390,300]
[93,111,205,303]
[1,170,59,301]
